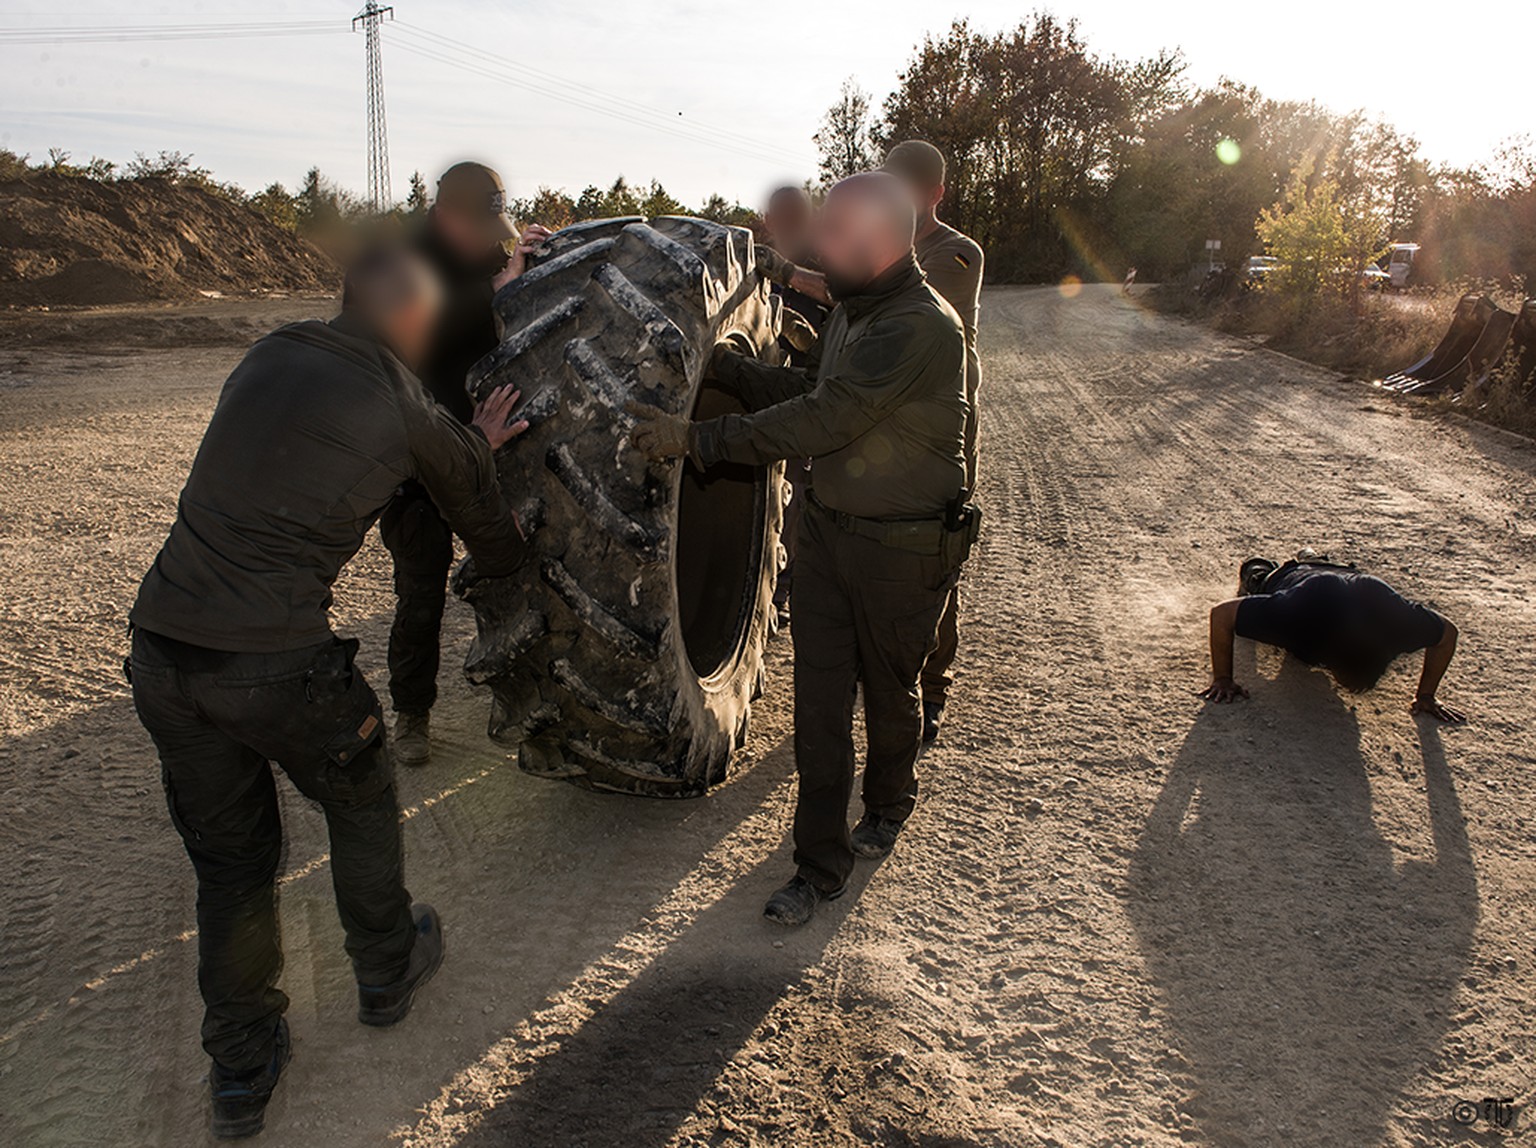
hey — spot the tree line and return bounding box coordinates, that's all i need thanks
[815,15,1535,295]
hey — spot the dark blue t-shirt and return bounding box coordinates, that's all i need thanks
[1235,563,1444,675]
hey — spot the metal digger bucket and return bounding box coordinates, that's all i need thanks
[1380,293,1505,395]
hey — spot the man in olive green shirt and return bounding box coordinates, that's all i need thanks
[630,173,968,926]
[882,140,985,744]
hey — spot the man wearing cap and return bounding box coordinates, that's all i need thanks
[881,140,984,745]
[381,161,549,766]
[629,172,973,926]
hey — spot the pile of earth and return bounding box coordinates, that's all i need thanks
[0,172,338,307]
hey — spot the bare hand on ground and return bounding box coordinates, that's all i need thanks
[1198,677,1249,703]
[1411,695,1467,723]
[471,384,528,451]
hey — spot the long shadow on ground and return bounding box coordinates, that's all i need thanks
[1128,654,1477,1146]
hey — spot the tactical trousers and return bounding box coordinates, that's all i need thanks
[791,503,956,892]
[920,585,962,706]
[379,481,455,715]
[130,629,415,1073]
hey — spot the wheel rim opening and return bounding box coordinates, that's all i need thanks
[675,384,766,681]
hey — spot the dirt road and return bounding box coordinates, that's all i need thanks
[1,285,1532,1147]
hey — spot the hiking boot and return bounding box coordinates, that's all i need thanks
[358,903,445,1027]
[763,875,845,928]
[921,700,944,744]
[209,1017,291,1140]
[392,711,431,767]
[851,812,905,860]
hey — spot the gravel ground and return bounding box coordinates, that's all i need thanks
[0,284,1531,1147]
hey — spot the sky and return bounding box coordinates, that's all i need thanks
[1,0,1530,211]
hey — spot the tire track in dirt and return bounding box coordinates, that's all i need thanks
[3,291,1533,1147]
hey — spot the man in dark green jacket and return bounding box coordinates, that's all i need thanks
[129,246,527,1139]
[630,173,969,926]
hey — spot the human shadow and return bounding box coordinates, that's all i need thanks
[1128,654,1477,1146]
[439,837,862,1148]
[0,597,808,1148]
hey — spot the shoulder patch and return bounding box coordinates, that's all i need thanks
[953,253,971,269]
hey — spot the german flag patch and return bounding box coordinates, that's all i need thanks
[954,253,971,269]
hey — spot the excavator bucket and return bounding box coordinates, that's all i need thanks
[1380,293,1504,395]
[1507,298,1536,388]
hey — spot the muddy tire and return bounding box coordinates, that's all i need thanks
[457,216,786,797]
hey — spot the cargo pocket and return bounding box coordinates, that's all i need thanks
[279,639,394,808]
[295,696,392,808]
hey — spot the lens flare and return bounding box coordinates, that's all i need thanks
[1058,275,1083,299]
[1216,138,1242,166]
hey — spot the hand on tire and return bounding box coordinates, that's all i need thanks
[626,401,692,461]
[471,384,529,451]
[494,223,555,290]
[755,245,798,287]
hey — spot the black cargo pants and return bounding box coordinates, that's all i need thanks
[379,481,456,716]
[130,629,415,1073]
[791,501,957,892]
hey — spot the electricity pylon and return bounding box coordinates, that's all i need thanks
[353,1,394,213]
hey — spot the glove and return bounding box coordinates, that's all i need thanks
[780,307,818,353]
[755,245,799,287]
[626,400,693,461]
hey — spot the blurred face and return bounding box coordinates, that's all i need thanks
[382,274,444,371]
[891,173,945,220]
[432,204,504,263]
[814,189,898,299]
[764,190,815,259]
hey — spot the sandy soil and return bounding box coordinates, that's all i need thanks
[0,285,1531,1147]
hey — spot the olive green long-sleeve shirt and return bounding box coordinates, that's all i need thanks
[915,221,983,484]
[695,256,967,520]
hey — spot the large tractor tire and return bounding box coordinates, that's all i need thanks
[457,216,786,797]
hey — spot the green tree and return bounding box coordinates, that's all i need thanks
[814,78,877,185]
[250,182,299,230]
[406,170,430,217]
[1257,151,1388,313]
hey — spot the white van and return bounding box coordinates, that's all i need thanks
[1387,243,1419,289]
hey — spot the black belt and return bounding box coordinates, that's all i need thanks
[808,492,945,556]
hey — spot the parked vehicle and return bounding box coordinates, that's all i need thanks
[1361,264,1391,290]
[1242,255,1278,287]
[1386,243,1419,289]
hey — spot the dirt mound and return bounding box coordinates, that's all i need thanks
[0,172,338,307]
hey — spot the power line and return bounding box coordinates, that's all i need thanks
[0,21,342,44]
[385,31,810,171]
[0,12,818,176]
[391,22,810,167]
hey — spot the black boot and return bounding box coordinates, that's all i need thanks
[921,699,944,744]
[850,812,905,859]
[210,1017,291,1140]
[763,875,845,927]
[358,903,445,1027]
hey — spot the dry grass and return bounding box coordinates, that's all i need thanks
[1150,282,1535,436]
